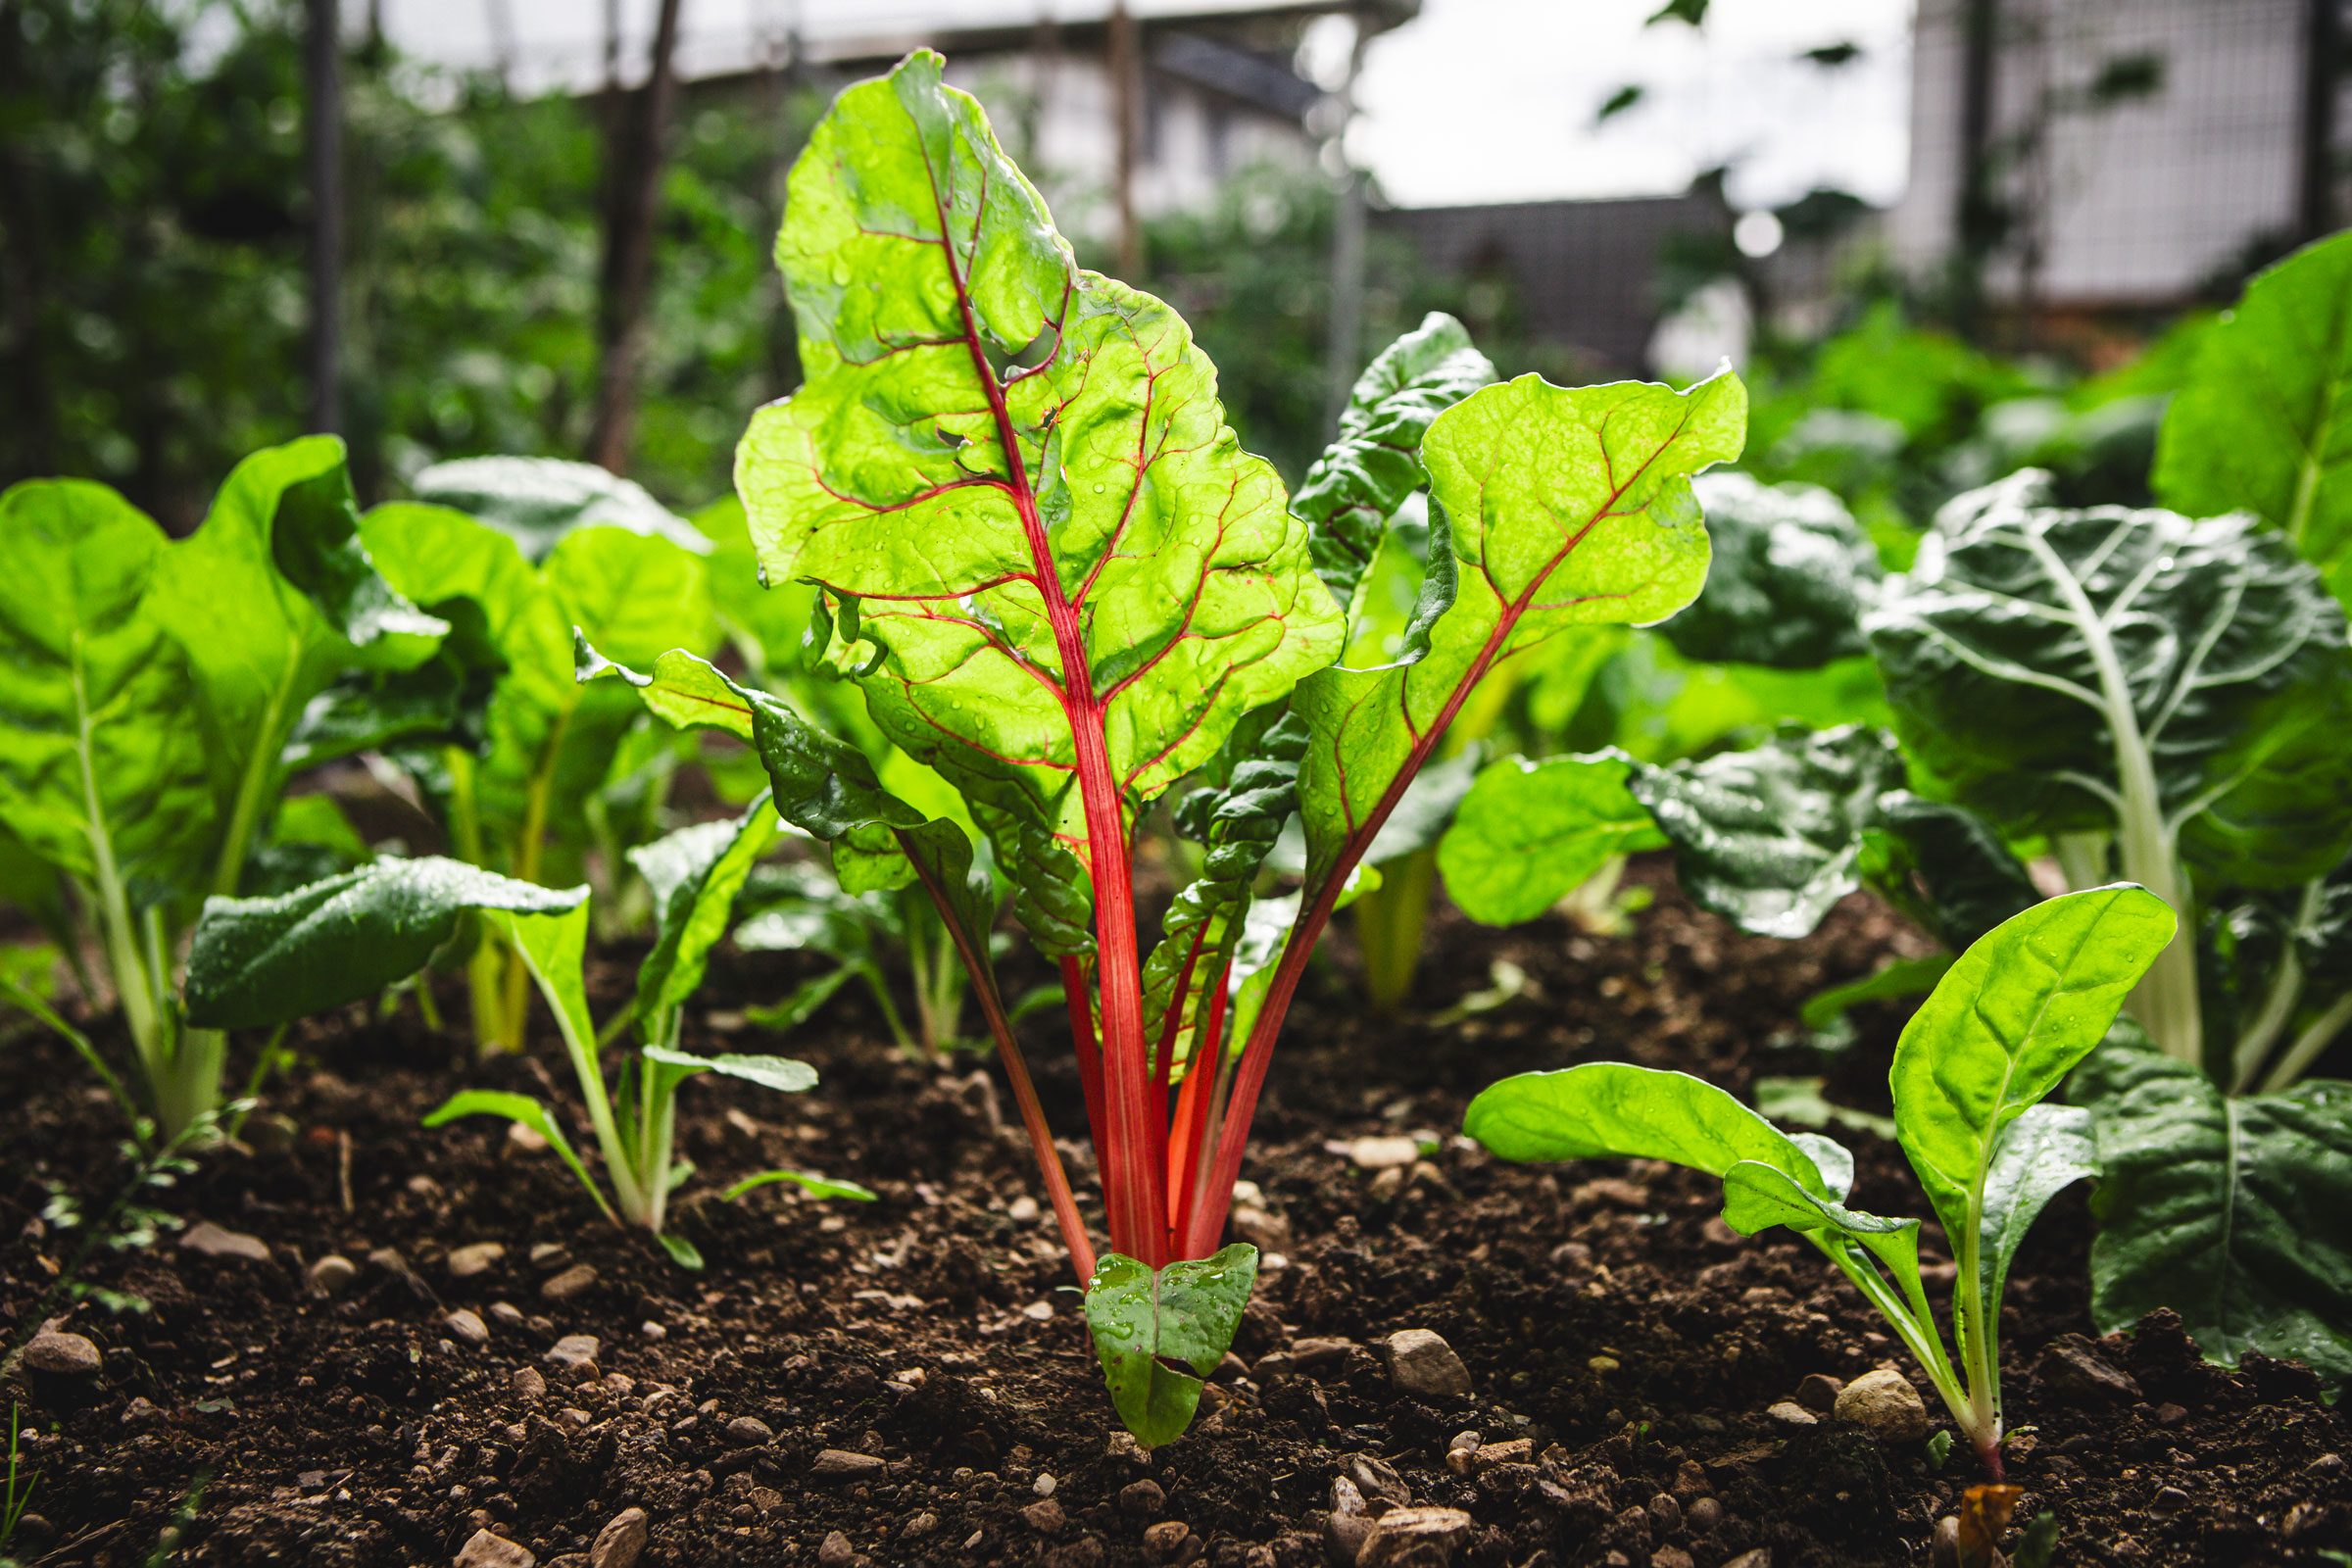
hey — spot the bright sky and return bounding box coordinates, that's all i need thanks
[372,0,1918,210]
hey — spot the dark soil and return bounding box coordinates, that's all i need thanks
[4,860,2347,1568]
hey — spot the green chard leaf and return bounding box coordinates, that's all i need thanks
[147,437,448,898]
[1467,1060,1832,1189]
[1437,751,1666,926]
[413,455,712,564]
[1664,471,1881,668]
[581,644,1004,973]
[1859,791,2041,950]
[1887,886,2175,1254]
[0,479,215,900]
[1629,723,1900,939]
[2153,230,2352,605]
[1975,1102,2099,1347]
[1864,486,2352,889]
[2074,1035,2352,1383]
[1083,1244,1258,1447]
[1292,311,1497,612]
[737,51,1343,947]
[183,858,587,1030]
[629,792,786,1026]
[1294,370,1745,894]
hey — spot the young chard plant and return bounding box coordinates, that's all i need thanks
[354,469,716,1053]
[183,801,858,1268]
[592,50,1745,1444]
[1468,886,2176,1475]
[0,439,448,1137]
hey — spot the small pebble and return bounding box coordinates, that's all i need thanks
[1023,1498,1067,1535]
[544,1335,600,1371]
[816,1531,854,1568]
[726,1415,774,1446]
[1795,1372,1843,1412]
[527,1242,567,1267]
[1723,1551,1772,1568]
[1119,1478,1166,1519]
[512,1367,547,1400]
[307,1254,359,1295]
[540,1264,598,1301]
[23,1329,101,1377]
[640,1320,667,1342]
[1356,1505,1472,1568]
[810,1448,886,1479]
[444,1309,490,1348]
[1835,1368,1930,1443]
[588,1508,647,1568]
[179,1221,270,1263]
[1143,1520,1191,1560]
[1034,1473,1058,1497]
[1686,1497,1722,1532]
[447,1242,507,1279]
[454,1529,535,1568]
[1383,1328,1472,1399]
[1335,1135,1421,1169]
[1589,1353,1621,1374]
[1764,1400,1817,1428]
[1008,1196,1040,1223]
[488,1301,525,1327]
[2151,1486,2191,1516]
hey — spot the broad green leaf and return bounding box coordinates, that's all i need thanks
[183,857,587,1030]
[0,823,73,952]
[2154,231,2352,605]
[483,900,598,1056]
[1083,1244,1258,1447]
[1438,751,1666,926]
[1465,1061,1830,1199]
[1887,886,2174,1248]
[722,1168,879,1202]
[240,793,376,898]
[629,794,786,1024]
[423,1089,610,1220]
[413,455,711,563]
[1797,954,1954,1033]
[740,52,1343,928]
[1629,723,1900,939]
[0,479,215,898]
[1753,1076,1901,1143]
[1720,1157,1927,1300]
[1858,792,2039,950]
[1295,370,1744,893]
[2074,1036,2352,1383]
[1292,312,1497,612]
[1975,1102,2098,1349]
[1665,472,1880,668]
[1864,487,2352,888]
[147,438,447,897]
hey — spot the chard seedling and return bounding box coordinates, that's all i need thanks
[593,50,1745,1443]
[0,439,448,1137]
[185,804,862,1268]
[1467,887,2176,1475]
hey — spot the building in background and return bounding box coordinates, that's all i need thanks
[1890,0,2349,321]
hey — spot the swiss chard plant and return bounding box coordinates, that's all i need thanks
[352,465,716,1053]
[183,801,862,1267]
[1468,886,2175,1475]
[0,438,449,1136]
[585,51,1744,1444]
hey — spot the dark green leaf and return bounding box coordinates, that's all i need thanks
[1293,312,1495,612]
[1083,1244,1259,1447]
[1858,792,2039,950]
[629,793,785,1025]
[1629,724,1901,939]
[1664,472,1880,668]
[2075,1036,2352,1383]
[183,857,587,1030]
[1976,1102,2098,1348]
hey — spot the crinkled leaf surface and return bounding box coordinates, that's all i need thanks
[630,793,787,1024]
[1084,1243,1257,1447]
[738,52,1342,932]
[1666,471,1880,668]
[1293,370,1743,893]
[580,644,1004,967]
[1888,886,2173,1250]
[1438,751,1665,926]
[1858,791,2040,950]
[1628,723,1900,940]
[2074,1036,2352,1383]
[1292,312,1496,611]
[147,438,447,894]
[2154,231,2352,606]
[184,857,586,1030]
[1864,489,2352,887]
[414,455,711,564]
[0,479,214,898]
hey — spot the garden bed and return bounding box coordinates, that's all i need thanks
[6,863,2345,1568]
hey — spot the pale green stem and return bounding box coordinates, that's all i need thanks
[207,659,301,901]
[2258,989,2352,1095]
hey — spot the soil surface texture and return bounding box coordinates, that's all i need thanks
[5,860,2348,1567]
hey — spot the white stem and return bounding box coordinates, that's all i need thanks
[2259,990,2352,1096]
